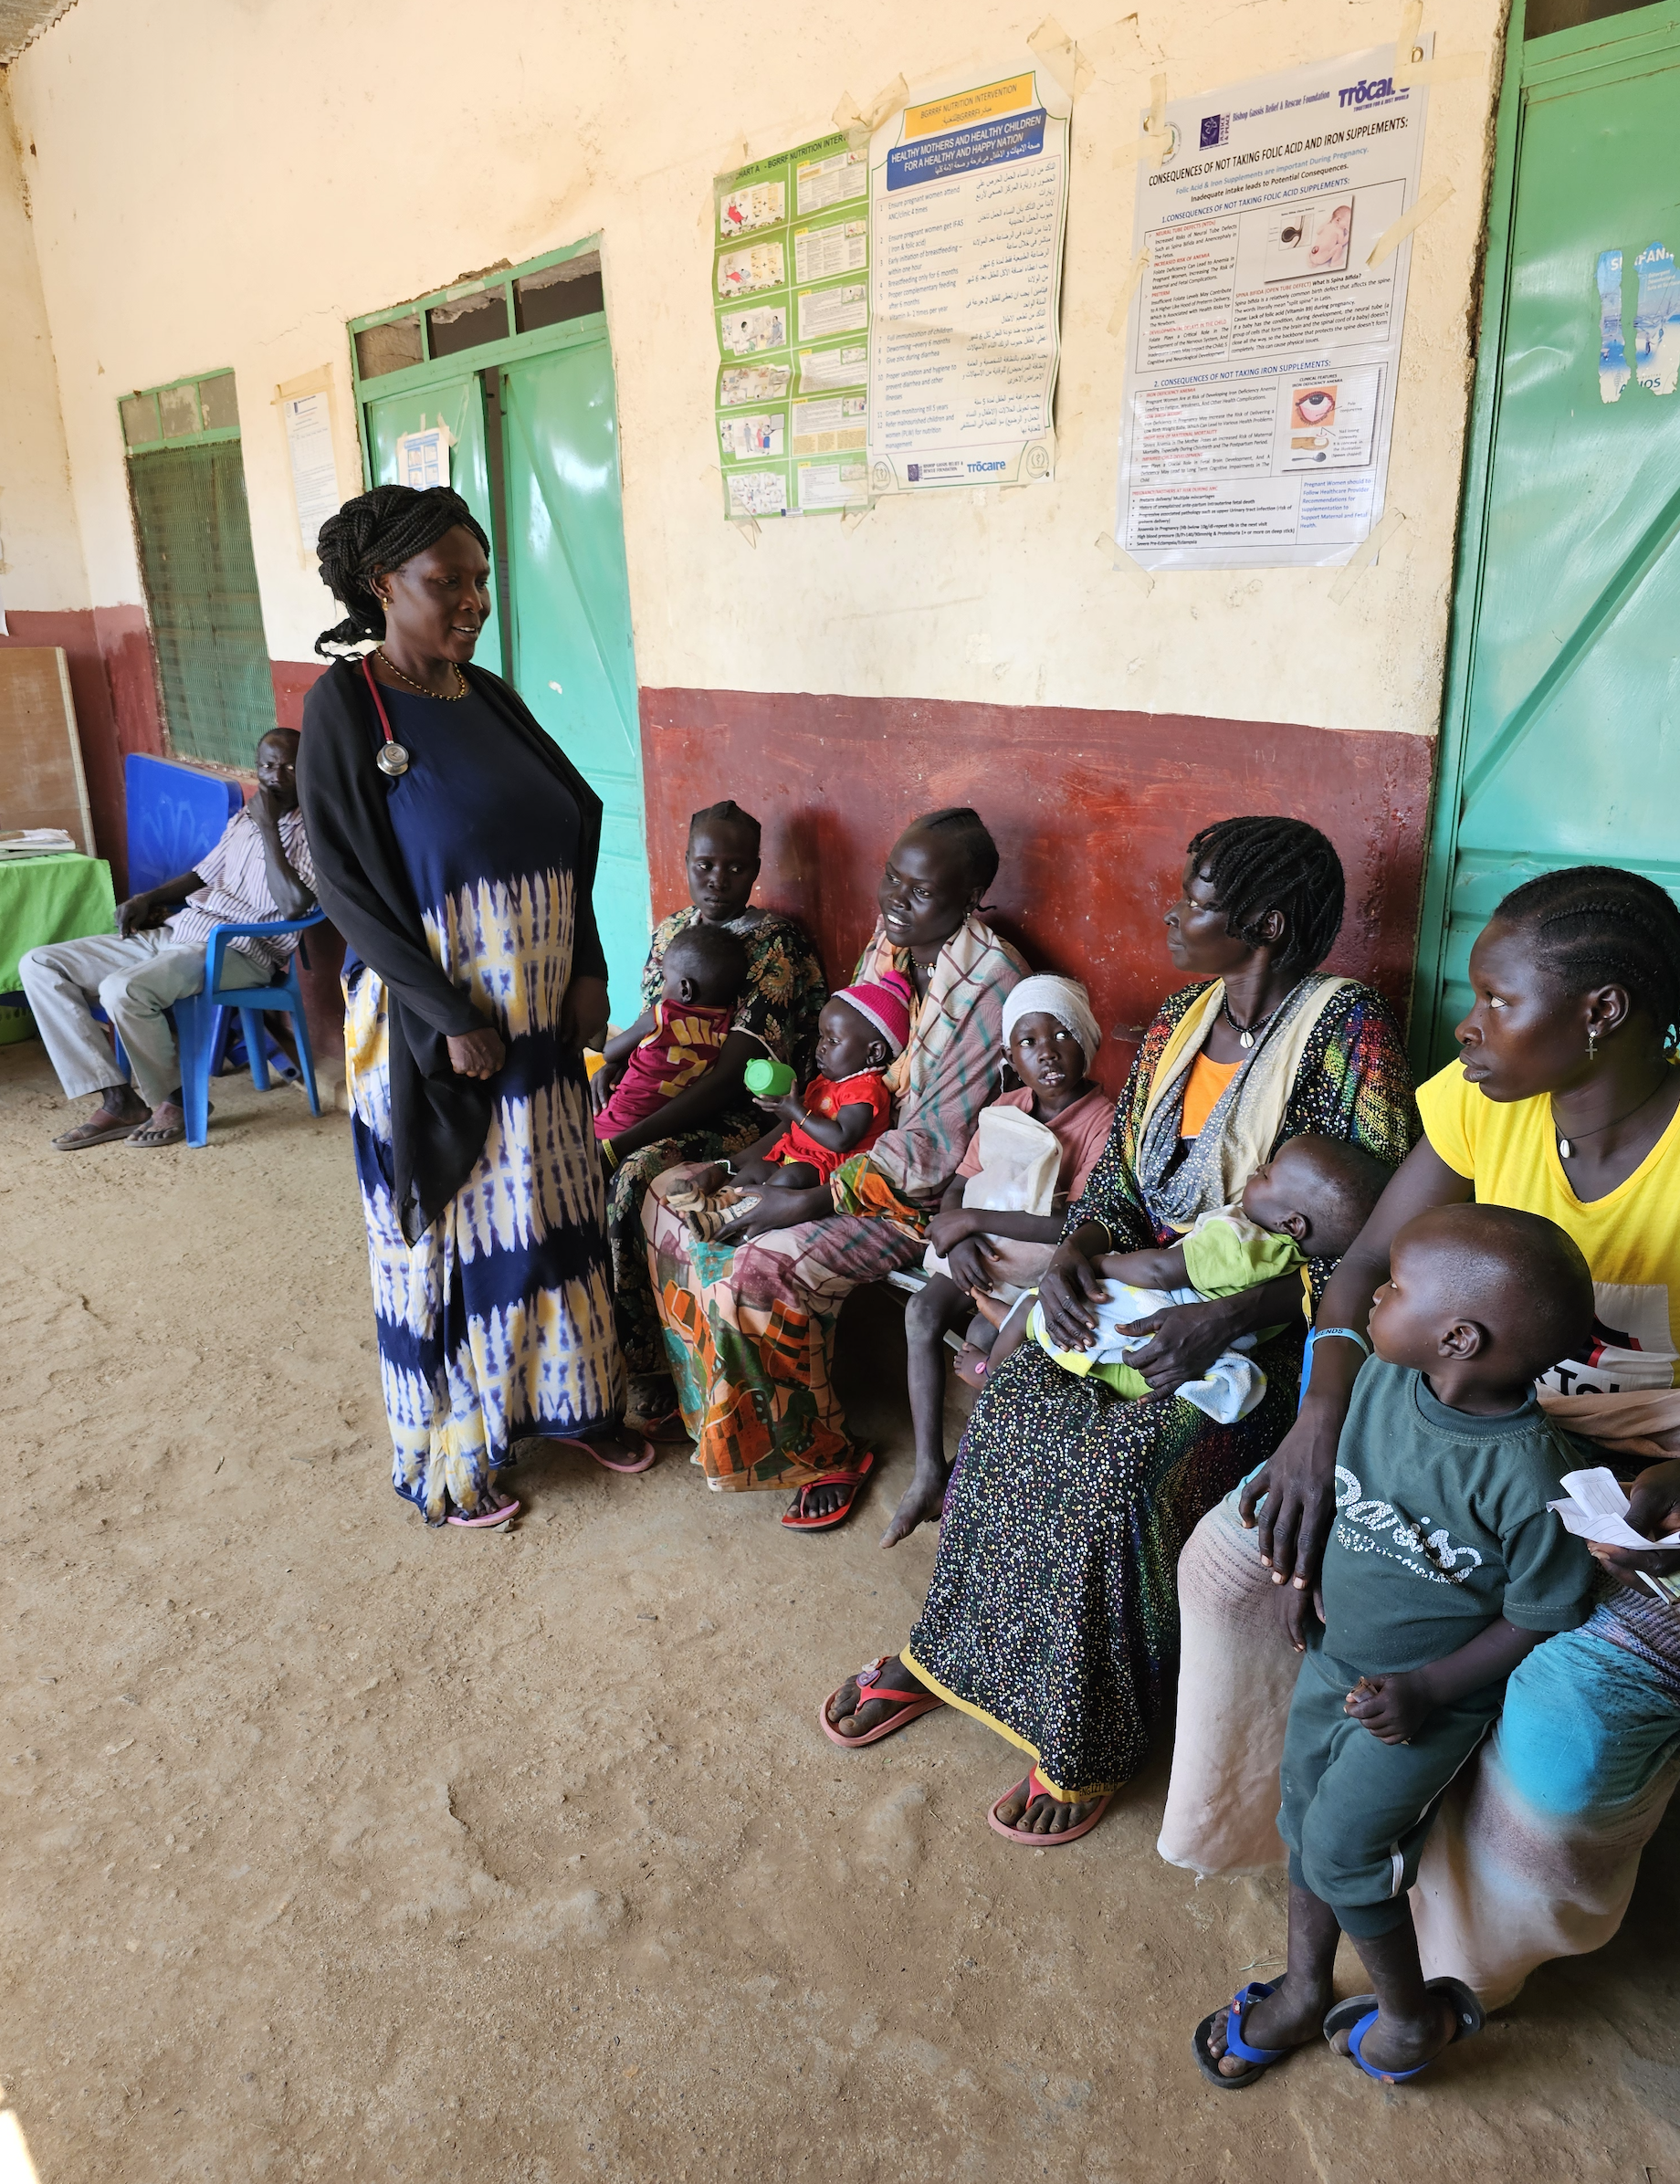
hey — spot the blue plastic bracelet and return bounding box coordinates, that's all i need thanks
[1298,1325,1372,1406]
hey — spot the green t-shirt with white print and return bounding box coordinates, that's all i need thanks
[1318,1358,1596,1679]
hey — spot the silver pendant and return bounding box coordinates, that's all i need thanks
[1559,1137,1572,1158]
[1239,1028,1255,1049]
[376,741,411,777]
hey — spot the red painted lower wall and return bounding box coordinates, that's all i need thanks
[638,689,1434,1091]
[273,658,326,731]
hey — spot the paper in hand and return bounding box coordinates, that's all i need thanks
[1548,1466,1656,1551]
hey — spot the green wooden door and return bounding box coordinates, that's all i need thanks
[500,342,647,1016]
[1414,3,1680,1071]
[363,373,507,688]
[129,443,274,768]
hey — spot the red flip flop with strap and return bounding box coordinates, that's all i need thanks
[987,1764,1112,1846]
[781,1449,876,1531]
[817,1654,944,1748]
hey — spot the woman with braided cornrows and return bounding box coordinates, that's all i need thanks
[297,484,640,1529]
[823,818,1419,1843]
[1171,865,1680,2072]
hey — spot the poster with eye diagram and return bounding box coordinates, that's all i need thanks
[713,131,872,518]
[866,63,1071,495]
[1114,42,1433,569]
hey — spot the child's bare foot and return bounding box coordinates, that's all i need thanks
[1198,1974,1332,2080]
[951,1342,991,1389]
[879,1464,949,1548]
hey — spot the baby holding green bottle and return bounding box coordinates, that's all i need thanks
[669,968,913,1240]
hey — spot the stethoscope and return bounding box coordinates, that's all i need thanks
[362,654,411,778]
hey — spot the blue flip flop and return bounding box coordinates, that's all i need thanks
[1192,1980,1294,2089]
[1325,1977,1485,2084]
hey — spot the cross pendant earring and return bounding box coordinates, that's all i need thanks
[1588,1027,1599,1063]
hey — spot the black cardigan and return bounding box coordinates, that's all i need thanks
[297,657,607,1244]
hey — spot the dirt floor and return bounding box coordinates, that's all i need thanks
[2,1034,1678,2183]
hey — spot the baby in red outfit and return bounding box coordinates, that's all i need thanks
[676,969,912,1236]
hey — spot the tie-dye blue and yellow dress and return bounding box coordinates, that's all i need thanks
[341,685,622,1520]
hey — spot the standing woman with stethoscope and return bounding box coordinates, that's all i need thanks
[299,484,645,1528]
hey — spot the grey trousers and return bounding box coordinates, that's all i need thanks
[17,928,265,1110]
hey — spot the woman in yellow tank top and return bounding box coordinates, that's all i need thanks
[1175,865,1680,2077]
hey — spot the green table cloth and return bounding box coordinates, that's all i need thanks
[0,853,118,992]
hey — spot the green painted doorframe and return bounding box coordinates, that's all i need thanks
[349,244,650,1016]
[1412,0,1680,1075]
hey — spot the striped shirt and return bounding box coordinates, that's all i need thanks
[166,804,316,977]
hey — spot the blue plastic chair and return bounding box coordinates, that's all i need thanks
[174,911,328,1147]
[124,752,244,893]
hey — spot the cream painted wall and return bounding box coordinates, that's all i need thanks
[5,0,1505,735]
[0,83,87,613]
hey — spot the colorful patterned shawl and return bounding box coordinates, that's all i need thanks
[831,914,1028,1232]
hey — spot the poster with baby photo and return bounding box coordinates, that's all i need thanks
[1264,195,1356,283]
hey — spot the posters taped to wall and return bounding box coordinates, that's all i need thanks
[1114,42,1432,569]
[712,131,872,519]
[866,62,1070,496]
[709,61,1070,518]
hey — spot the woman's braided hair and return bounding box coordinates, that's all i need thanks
[908,806,1000,898]
[1495,865,1680,1047]
[688,798,761,846]
[1185,815,1346,972]
[313,485,490,658]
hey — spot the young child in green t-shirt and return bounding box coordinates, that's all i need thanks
[979,1133,1392,1422]
[1193,1202,1597,2092]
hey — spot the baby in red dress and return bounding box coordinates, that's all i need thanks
[676,969,912,1236]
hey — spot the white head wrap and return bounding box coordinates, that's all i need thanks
[1003,974,1102,1064]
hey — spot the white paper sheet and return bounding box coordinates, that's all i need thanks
[866,62,1070,495]
[279,384,341,556]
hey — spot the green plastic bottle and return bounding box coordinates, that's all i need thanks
[744,1056,795,1098]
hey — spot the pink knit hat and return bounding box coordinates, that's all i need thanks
[834,966,914,1056]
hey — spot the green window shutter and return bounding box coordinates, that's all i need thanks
[129,443,275,768]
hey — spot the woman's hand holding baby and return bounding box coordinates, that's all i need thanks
[1118,1296,1241,1392]
[1036,1234,1109,1349]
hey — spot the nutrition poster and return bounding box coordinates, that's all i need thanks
[1114,43,1432,569]
[713,131,872,519]
[866,63,1070,496]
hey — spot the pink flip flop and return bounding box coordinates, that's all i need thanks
[446,1497,520,1528]
[986,1765,1112,1846]
[551,1434,656,1475]
[817,1655,944,1748]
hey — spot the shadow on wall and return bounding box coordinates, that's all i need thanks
[640,689,1433,1094]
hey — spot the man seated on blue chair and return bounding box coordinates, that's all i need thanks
[19,729,316,1150]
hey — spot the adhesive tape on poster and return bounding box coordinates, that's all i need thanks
[1328,509,1406,604]
[730,515,761,547]
[1393,2,1486,86]
[1114,74,1173,170]
[1028,16,1097,100]
[1108,245,1152,335]
[833,74,908,149]
[1095,531,1155,593]
[1365,177,1454,268]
